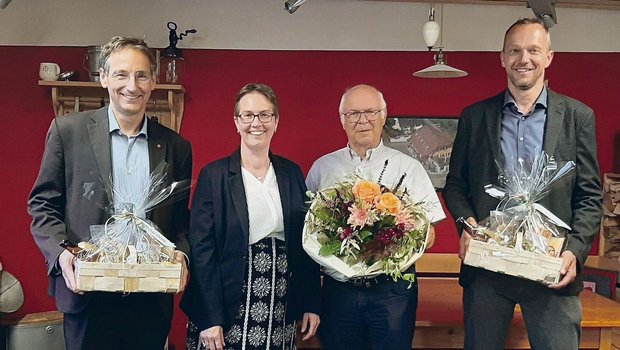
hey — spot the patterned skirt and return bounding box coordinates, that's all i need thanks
[186,237,297,350]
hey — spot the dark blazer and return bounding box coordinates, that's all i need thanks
[443,89,602,295]
[28,106,192,317]
[180,149,321,331]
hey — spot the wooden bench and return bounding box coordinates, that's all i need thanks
[297,254,620,349]
[413,278,620,349]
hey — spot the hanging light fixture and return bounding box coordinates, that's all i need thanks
[414,4,468,78]
[414,49,467,78]
[422,5,440,50]
[0,0,13,9]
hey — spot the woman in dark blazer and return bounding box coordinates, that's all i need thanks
[181,83,321,350]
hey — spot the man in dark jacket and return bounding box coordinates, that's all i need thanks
[28,36,192,350]
[443,18,602,350]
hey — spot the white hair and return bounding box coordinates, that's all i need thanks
[338,84,388,116]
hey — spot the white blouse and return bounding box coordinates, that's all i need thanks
[241,164,285,245]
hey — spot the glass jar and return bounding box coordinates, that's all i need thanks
[160,55,185,85]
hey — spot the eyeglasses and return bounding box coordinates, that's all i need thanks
[341,109,384,123]
[236,111,276,124]
[108,70,153,84]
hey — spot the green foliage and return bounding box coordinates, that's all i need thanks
[319,240,342,256]
[358,230,373,242]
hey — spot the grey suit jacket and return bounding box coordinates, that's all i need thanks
[443,89,602,295]
[28,106,192,315]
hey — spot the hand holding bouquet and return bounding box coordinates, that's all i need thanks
[303,173,430,283]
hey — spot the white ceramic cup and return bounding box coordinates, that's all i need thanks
[39,62,61,81]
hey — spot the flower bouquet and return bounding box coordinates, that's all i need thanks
[462,152,574,284]
[303,174,430,283]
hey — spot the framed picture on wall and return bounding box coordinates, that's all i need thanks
[382,116,459,190]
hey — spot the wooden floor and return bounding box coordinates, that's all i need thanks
[297,277,620,349]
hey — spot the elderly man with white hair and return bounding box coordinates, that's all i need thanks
[306,84,445,350]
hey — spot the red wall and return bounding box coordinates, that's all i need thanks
[1,46,618,349]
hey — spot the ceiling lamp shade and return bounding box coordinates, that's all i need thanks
[413,49,468,78]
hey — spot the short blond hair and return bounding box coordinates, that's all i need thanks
[503,18,551,51]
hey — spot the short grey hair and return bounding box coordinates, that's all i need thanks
[99,36,157,75]
[338,84,388,115]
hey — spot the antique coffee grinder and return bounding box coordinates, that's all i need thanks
[160,21,196,84]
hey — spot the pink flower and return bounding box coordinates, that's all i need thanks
[347,203,374,229]
[395,210,416,231]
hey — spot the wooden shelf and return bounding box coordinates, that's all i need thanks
[38,80,186,133]
[586,256,620,271]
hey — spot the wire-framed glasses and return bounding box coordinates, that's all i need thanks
[109,70,153,84]
[236,111,276,124]
[341,109,384,123]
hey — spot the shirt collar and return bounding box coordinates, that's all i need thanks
[503,88,548,109]
[503,88,548,112]
[347,140,385,160]
[107,107,148,138]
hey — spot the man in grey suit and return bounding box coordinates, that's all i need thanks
[443,18,602,350]
[28,37,192,350]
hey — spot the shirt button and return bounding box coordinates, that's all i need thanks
[521,117,525,121]
[519,137,524,142]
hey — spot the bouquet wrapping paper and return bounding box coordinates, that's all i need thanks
[303,174,430,282]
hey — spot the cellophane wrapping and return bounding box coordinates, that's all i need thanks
[472,153,574,257]
[77,162,190,265]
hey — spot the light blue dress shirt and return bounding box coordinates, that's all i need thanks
[108,108,150,218]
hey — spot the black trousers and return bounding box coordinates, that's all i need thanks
[63,293,170,350]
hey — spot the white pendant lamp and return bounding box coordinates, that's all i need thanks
[414,4,468,79]
[422,12,440,50]
[414,49,468,78]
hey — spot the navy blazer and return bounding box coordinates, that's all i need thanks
[443,89,603,295]
[181,149,321,330]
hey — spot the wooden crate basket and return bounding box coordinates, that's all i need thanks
[464,239,562,284]
[74,260,181,293]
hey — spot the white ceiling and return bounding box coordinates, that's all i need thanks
[366,0,620,11]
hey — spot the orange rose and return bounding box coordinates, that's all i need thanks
[352,180,381,204]
[376,192,402,214]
